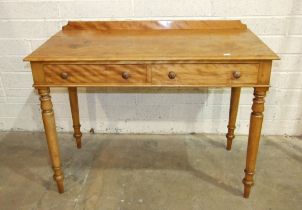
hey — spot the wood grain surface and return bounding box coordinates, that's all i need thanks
[62,20,247,31]
[151,63,259,85]
[44,64,149,84]
[24,20,279,62]
[41,63,260,87]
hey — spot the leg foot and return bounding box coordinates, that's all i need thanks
[243,184,251,198]
[56,181,64,194]
[68,87,82,149]
[226,87,241,150]
[53,167,64,193]
[226,127,235,151]
[243,169,254,198]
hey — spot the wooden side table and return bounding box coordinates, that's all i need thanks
[24,20,279,198]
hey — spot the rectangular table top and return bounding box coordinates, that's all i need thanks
[24,20,279,62]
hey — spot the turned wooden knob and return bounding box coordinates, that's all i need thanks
[60,72,68,79]
[168,71,176,79]
[233,71,241,79]
[122,72,129,80]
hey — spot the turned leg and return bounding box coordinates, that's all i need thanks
[226,87,241,150]
[242,87,268,198]
[38,88,64,193]
[68,87,82,149]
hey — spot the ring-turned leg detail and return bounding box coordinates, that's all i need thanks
[242,87,268,198]
[226,87,241,150]
[68,87,82,149]
[38,88,64,193]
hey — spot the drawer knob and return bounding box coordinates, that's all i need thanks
[168,71,176,79]
[60,72,69,79]
[122,72,129,80]
[233,71,241,79]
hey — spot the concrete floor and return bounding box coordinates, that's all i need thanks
[0,132,301,210]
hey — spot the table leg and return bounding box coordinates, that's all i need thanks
[38,88,64,193]
[68,87,82,149]
[242,87,268,198]
[226,87,241,150]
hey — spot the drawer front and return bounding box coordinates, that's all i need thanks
[151,64,259,86]
[43,64,148,84]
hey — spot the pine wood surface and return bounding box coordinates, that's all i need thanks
[24,20,279,62]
